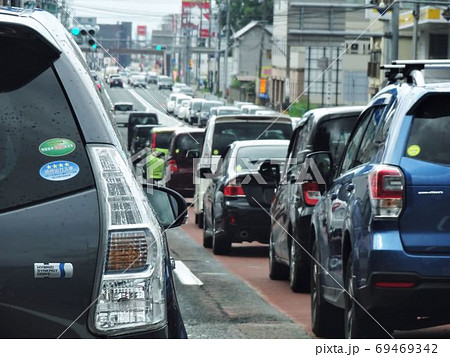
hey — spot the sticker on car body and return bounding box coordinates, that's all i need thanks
[39,161,80,181]
[34,263,73,279]
[39,138,76,157]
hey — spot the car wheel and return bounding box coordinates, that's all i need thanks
[197,212,204,229]
[269,232,289,280]
[311,239,344,337]
[212,217,230,255]
[289,239,310,293]
[202,212,212,248]
[344,255,389,338]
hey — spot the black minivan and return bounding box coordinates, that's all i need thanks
[0,7,186,338]
[268,106,364,292]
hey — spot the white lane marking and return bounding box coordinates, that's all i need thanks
[173,260,203,286]
[103,86,114,108]
[128,88,184,127]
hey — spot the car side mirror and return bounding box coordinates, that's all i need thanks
[198,167,212,179]
[258,161,281,184]
[143,184,188,229]
[306,151,333,186]
[186,150,200,159]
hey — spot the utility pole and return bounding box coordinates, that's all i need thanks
[391,1,400,61]
[185,7,192,85]
[256,21,266,105]
[222,0,230,98]
[412,3,420,59]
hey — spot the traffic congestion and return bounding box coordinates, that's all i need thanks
[1,1,450,346]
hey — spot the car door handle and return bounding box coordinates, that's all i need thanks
[346,183,355,192]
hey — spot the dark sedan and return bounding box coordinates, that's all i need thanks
[202,140,289,255]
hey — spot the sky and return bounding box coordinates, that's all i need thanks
[67,0,183,33]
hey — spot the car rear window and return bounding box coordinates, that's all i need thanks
[172,132,203,157]
[192,102,203,111]
[405,94,450,165]
[202,102,222,112]
[115,104,133,111]
[129,113,158,125]
[313,115,359,162]
[212,122,293,155]
[235,145,288,172]
[0,50,94,212]
[154,132,174,149]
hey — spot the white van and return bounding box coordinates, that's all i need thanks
[193,114,295,232]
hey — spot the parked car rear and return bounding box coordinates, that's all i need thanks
[166,129,205,197]
[194,115,294,229]
[127,111,159,150]
[202,140,289,254]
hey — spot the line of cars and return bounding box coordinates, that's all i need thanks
[193,59,450,338]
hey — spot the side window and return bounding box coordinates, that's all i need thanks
[282,124,305,178]
[339,109,373,175]
[354,106,386,166]
[361,99,397,164]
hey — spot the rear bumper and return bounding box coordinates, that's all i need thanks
[358,273,450,329]
[222,201,271,243]
[355,229,450,328]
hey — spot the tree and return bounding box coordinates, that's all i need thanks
[217,0,273,33]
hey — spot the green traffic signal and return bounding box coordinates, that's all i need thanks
[156,45,162,51]
[71,27,81,36]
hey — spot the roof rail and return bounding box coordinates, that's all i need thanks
[381,59,450,86]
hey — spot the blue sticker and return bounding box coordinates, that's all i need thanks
[39,161,80,181]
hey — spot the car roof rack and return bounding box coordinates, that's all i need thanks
[381,59,450,86]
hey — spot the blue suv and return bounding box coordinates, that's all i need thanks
[310,60,450,338]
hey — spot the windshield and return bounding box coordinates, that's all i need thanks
[202,102,222,112]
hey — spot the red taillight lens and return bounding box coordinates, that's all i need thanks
[169,159,178,173]
[369,165,404,219]
[374,282,416,288]
[224,183,245,197]
[151,133,157,150]
[302,181,320,206]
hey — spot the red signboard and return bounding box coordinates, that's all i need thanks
[137,25,147,36]
[182,0,211,29]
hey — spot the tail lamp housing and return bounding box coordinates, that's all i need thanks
[369,165,404,219]
[88,145,166,336]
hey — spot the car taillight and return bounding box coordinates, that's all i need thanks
[302,181,321,206]
[169,159,178,174]
[369,165,404,219]
[88,145,165,335]
[223,183,245,197]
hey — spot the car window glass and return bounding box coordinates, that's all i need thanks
[0,67,94,212]
[354,106,386,166]
[405,94,450,165]
[294,115,313,162]
[155,132,174,149]
[313,115,359,163]
[212,122,292,156]
[173,133,202,157]
[362,99,397,164]
[339,109,372,175]
[235,146,288,172]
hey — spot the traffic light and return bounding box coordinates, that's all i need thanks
[369,0,393,15]
[70,26,83,44]
[155,45,166,51]
[70,25,99,50]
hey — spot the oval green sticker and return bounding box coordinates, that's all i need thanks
[407,144,421,157]
[213,149,219,155]
[39,138,76,157]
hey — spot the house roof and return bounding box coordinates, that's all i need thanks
[231,21,273,40]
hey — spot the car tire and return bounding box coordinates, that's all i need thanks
[344,254,390,338]
[311,239,344,337]
[269,232,289,280]
[212,217,230,255]
[289,239,311,293]
[197,212,204,229]
[202,212,212,248]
